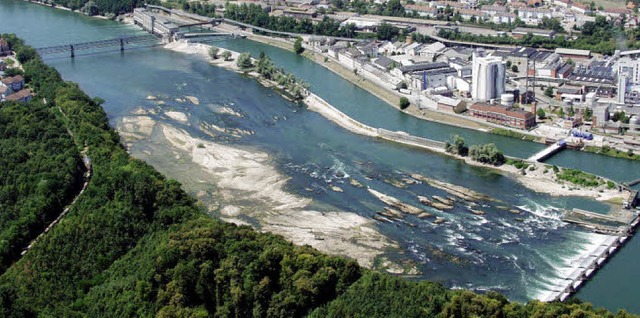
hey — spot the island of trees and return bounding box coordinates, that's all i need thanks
[0,34,636,317]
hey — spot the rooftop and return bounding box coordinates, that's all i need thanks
[555,47,591,57]
[512,27,557,36]
[1,75,24,85]
[399,61,450,73]
[4,89,31,101]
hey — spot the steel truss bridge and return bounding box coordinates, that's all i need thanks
[35,34,159,57]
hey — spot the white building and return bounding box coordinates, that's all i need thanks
[471,54,506,101]
[615,55,640,85]
[618,74,628,104]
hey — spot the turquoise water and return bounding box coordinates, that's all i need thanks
[1,0,638,312]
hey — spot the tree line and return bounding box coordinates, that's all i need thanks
[0,34,636,317]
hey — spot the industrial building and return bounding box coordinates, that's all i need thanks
[471,54,506,101]
[469,102,536,129]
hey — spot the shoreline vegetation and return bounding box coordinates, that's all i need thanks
[2,33,637,317]
[165,40,628,204]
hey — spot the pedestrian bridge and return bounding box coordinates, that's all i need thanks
[528,141,566,162]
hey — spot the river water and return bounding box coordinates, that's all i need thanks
[0,0,638,312]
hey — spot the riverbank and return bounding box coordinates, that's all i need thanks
[166,40,627,204]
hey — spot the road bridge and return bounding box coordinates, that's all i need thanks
[35,35,159,58]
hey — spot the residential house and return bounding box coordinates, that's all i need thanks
[5,89,32,103]
[458,9,485,21]
[570,1,590,14]
[0,38,9,56]
[517,7,552,24]
[481,5,508,16]
[430,1,467,9]
[493,13,517,24]
[404,4,438,17]
[1,75,25,95]
[469,102,536,129]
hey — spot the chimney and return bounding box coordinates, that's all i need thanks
[531,102,537,122]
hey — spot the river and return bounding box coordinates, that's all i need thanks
[0,0,638,312]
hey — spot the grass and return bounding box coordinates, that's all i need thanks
[583,145,640,161]
[556,168,602,187]
[506,158,530,170]
[490,128,537,142]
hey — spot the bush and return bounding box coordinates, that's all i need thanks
[444,135,468,156]
[221,50,232,61]
[208,47,219,59]
[469,143,505,165]
[607,180,616,189]
[294,37,304,54]
[236,52,253,70]
[399,97,410,109]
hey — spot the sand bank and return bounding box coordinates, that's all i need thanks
[117,108,400,269]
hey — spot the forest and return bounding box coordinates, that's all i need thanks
[0,34,637,317]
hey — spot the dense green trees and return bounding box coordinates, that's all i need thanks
[0,100,84,274]
[223,3,357,38]
[436,15,640,55]
[0,34,636,318]
[445,135,504,165]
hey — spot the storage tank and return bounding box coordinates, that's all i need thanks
[500,93,514,106]
[630,115,640,130]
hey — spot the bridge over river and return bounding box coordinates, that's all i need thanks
[35,34,159,57]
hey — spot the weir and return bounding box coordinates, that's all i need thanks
[543,211,640,302]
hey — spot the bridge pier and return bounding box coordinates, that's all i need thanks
[70,45,74,58]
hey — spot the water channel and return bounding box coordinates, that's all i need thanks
[0,0,638,312]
